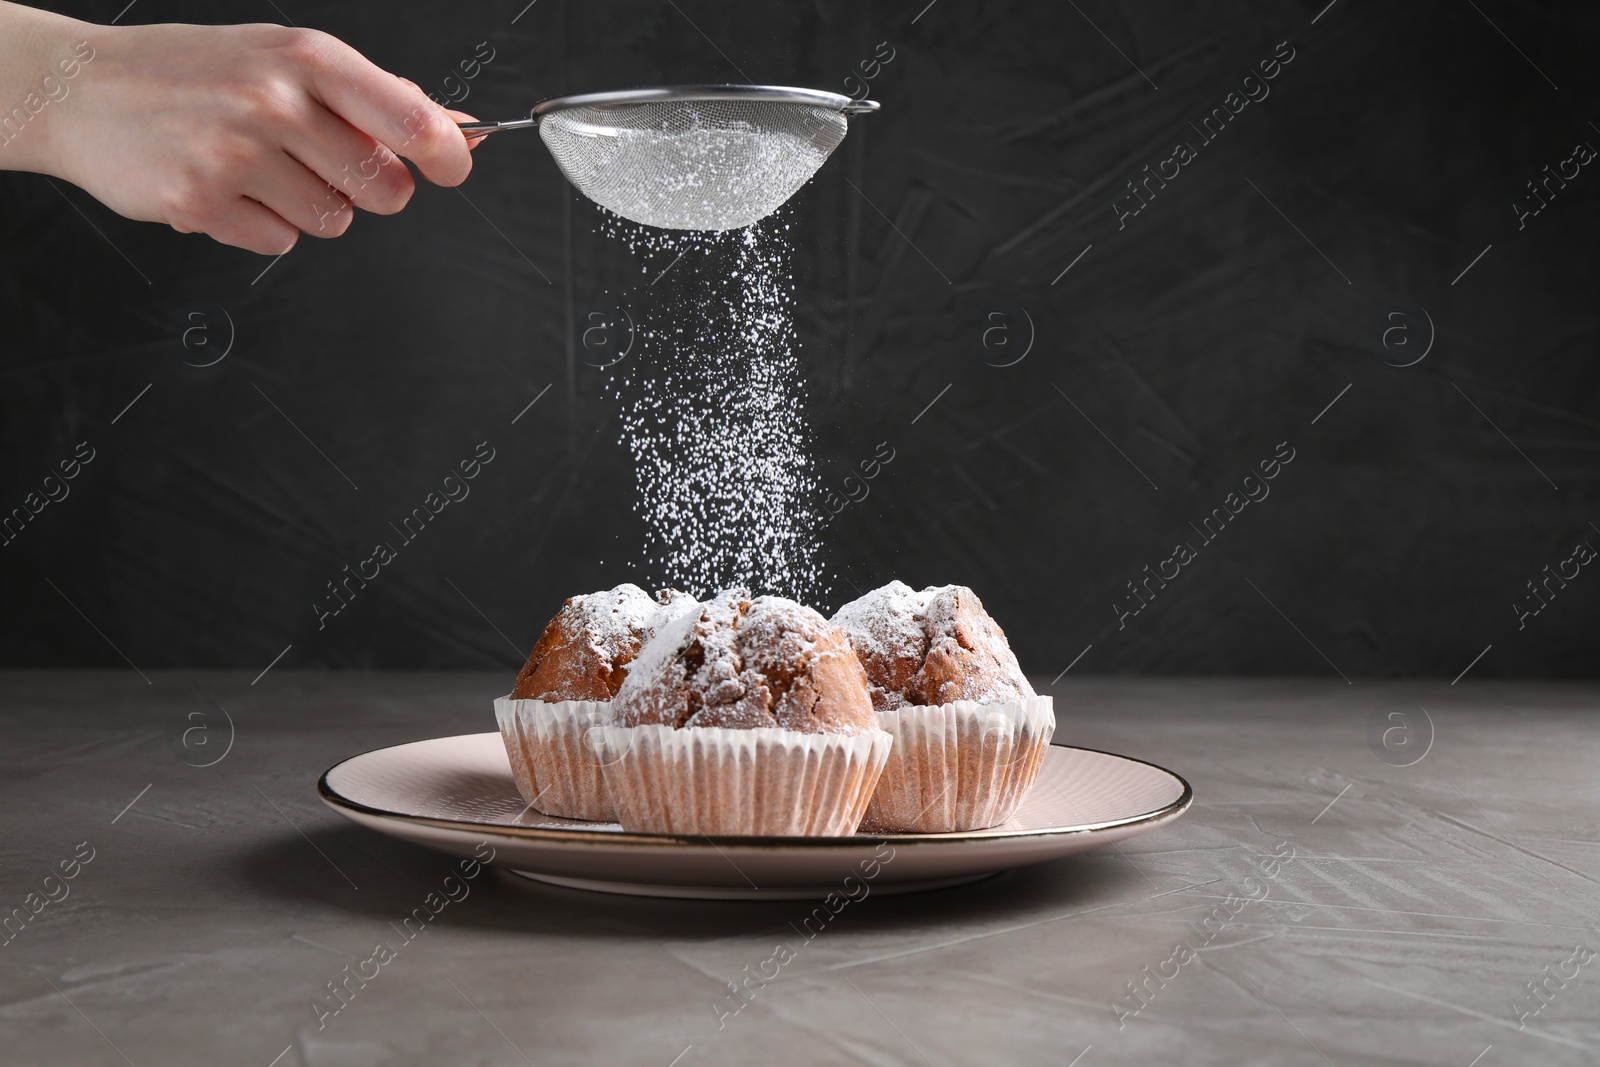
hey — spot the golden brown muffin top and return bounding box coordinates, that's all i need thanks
[611,589,876,734]
[831,581,1035,710]
[511,584,695,701]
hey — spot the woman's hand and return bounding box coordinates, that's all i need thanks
[1,3,480,254]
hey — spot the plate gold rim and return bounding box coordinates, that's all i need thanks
[317,734,1193,851]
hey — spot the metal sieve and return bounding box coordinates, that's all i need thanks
[458,85,880,231]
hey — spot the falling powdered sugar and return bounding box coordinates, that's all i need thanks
[601,210,830,603]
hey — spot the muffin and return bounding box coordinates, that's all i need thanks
[495,584,695,821]
[832,582,1054,832]
[592,589,892,835]
[512,584,696,701]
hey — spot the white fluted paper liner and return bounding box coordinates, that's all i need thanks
[862,696,1055,833]
[493,696,617,822]
[590,725,893,836]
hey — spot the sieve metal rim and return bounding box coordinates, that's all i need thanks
[458,85,877,136]
[532,84,880,120]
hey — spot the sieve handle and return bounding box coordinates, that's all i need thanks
[457,117,541,135]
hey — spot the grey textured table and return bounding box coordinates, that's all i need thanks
[2,672,1596,1066]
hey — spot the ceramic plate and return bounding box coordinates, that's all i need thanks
[319,733,1191,899]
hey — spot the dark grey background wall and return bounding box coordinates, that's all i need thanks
[2,0,1597,680]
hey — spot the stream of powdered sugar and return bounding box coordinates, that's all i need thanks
[599,211,830,603]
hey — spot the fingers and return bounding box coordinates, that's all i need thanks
[198,197,300,256]
[281,103,416,216]
[244,149,356,240]
[181,152,350,255]
[299,32,474,187]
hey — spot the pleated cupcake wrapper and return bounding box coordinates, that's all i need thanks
[591,725,893,837]
[862,695,1055,833]
[493,696,617,822]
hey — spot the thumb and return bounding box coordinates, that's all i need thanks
[444,107,487,150]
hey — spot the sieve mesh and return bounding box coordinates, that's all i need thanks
[539,99,849,231]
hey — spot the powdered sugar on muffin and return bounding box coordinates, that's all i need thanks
[612,589,876,734]
[830,580,928,710]
[832,582,1035,709]
[511,584,696,701]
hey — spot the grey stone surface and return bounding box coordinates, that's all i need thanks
[1,670,1596,1065]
